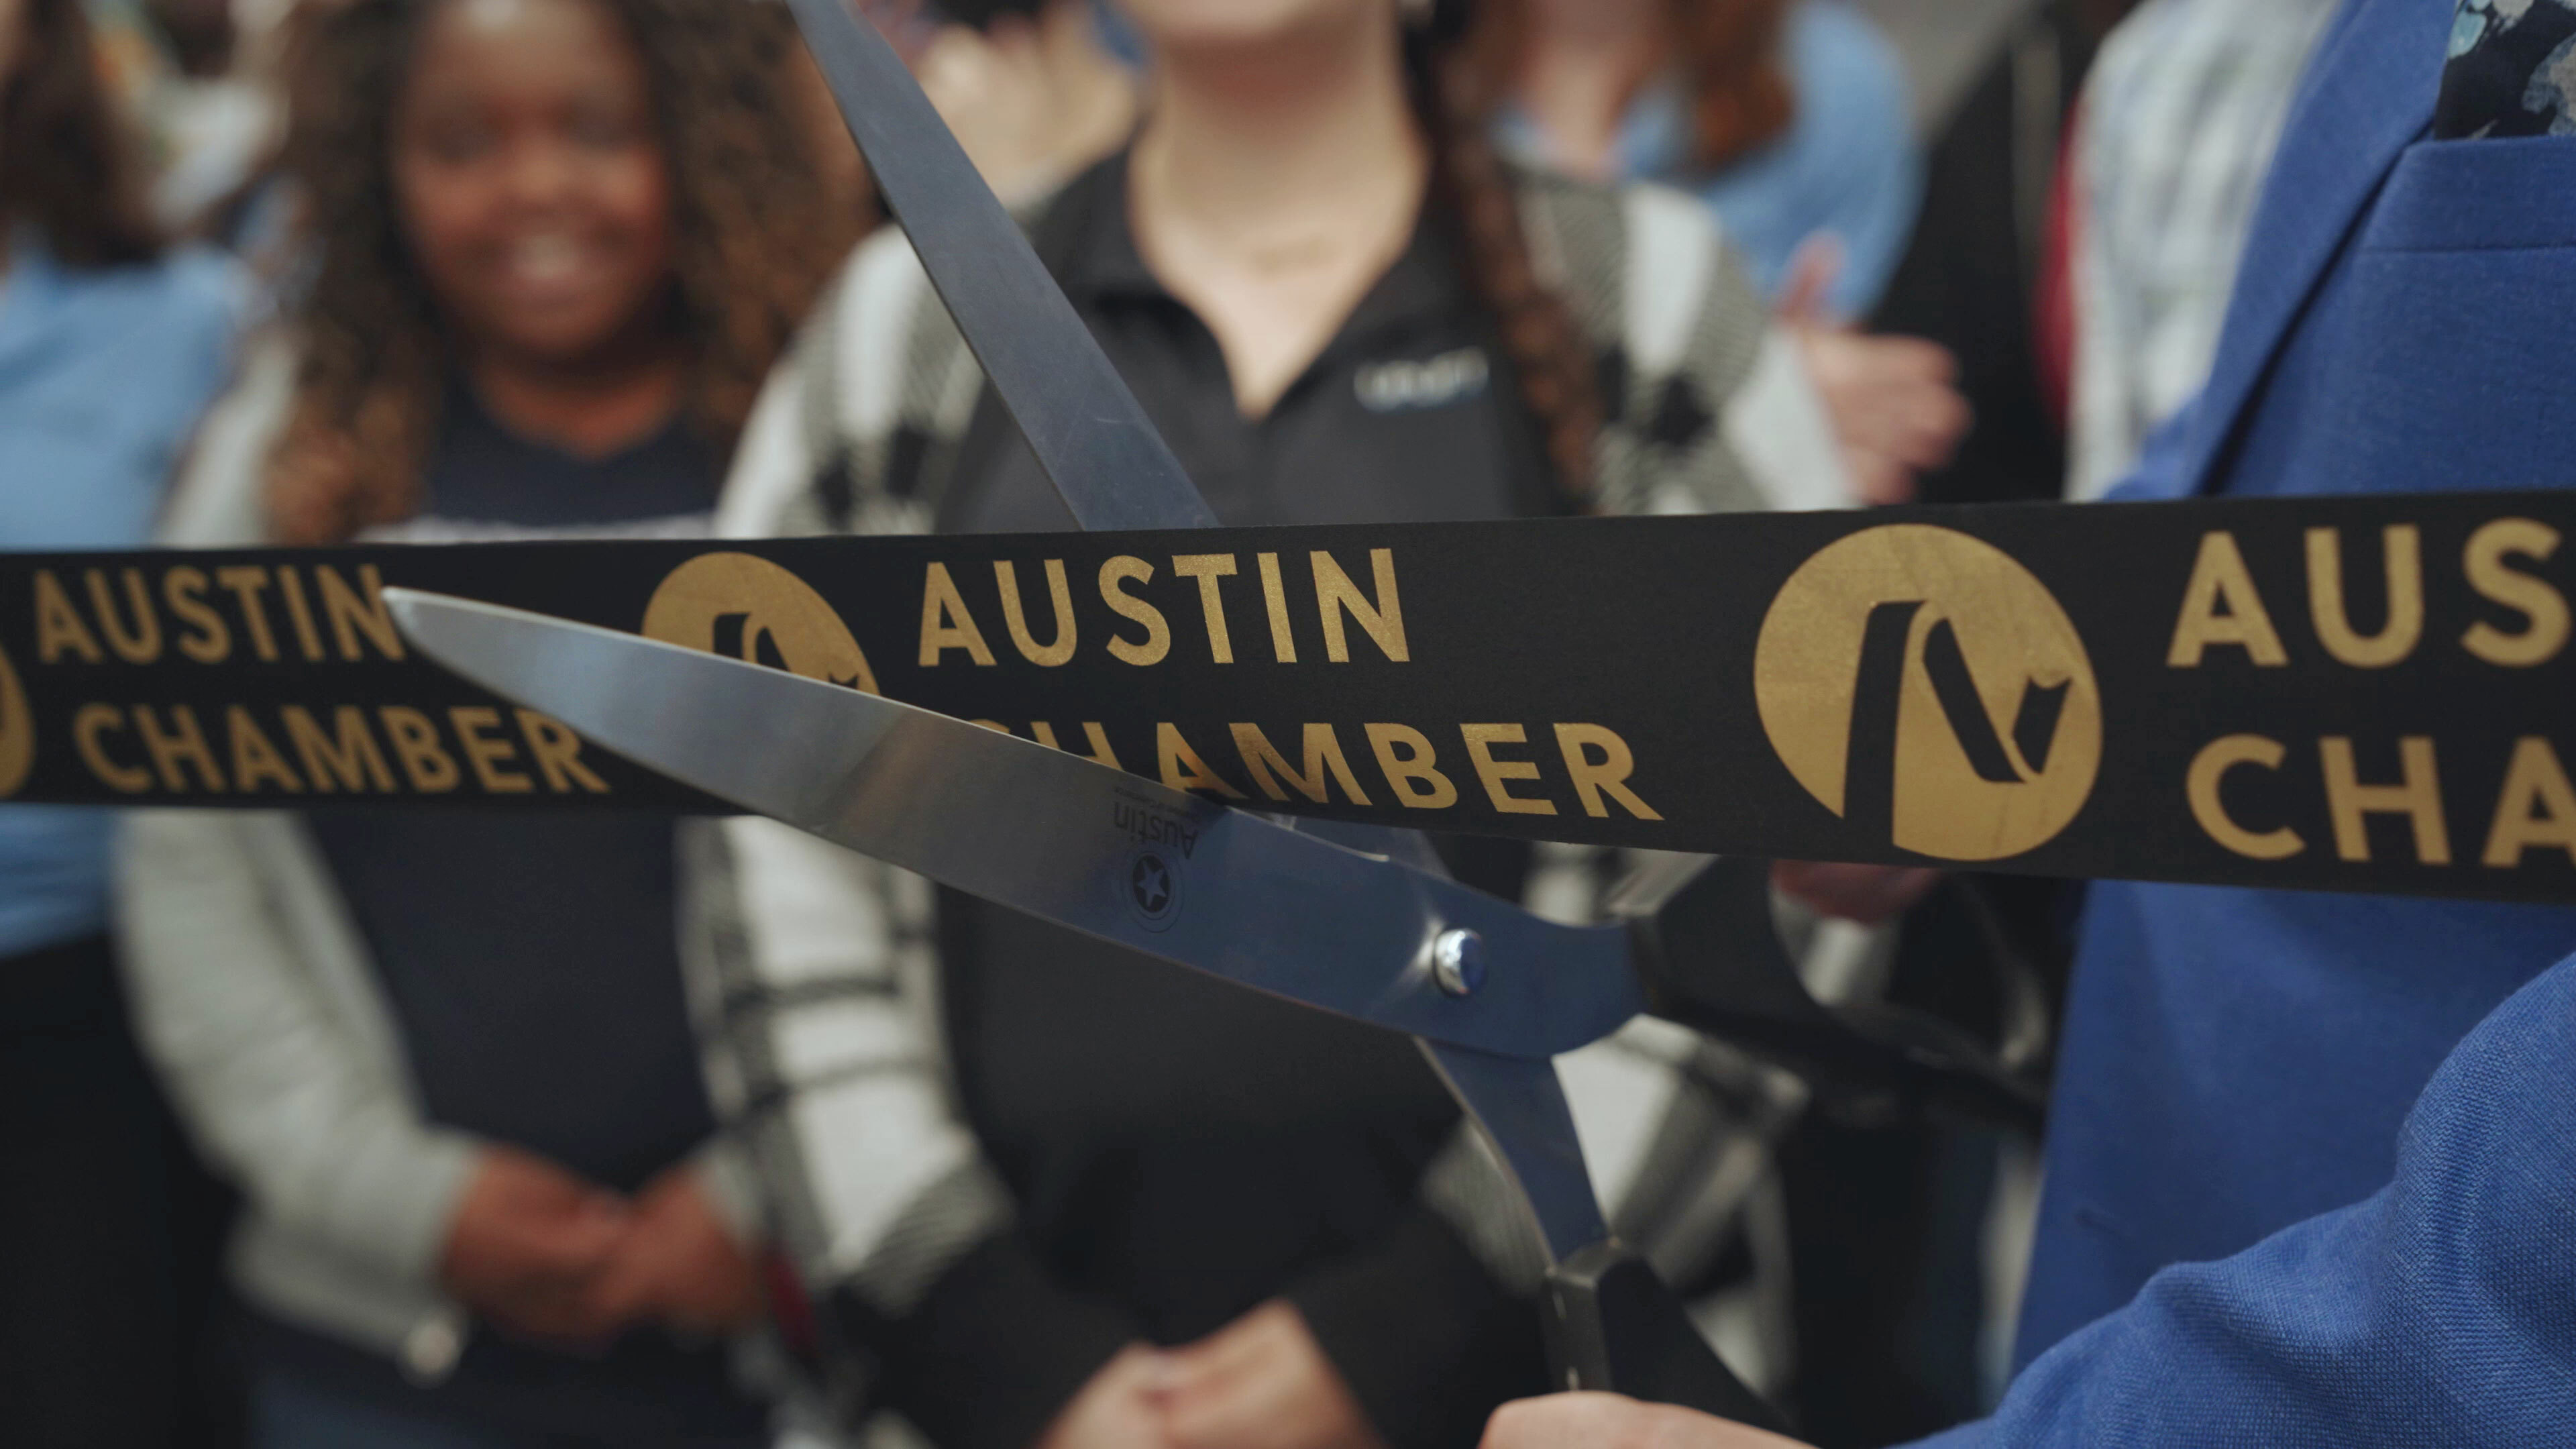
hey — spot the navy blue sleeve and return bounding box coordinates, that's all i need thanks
[1907,952,2576,1448]
[2100,390,2202,503]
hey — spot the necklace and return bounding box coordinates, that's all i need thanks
[1240,233,1342,272]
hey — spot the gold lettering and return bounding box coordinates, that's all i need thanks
[1461,724,1557,816]
[995,559,1078,667]
[918,563,997,667]
[1311,549,1409,663]
[448,707,533,792]
[34,570,103,663]
[1101,557,1171,666]
[2186,735,2303,860]
[1173,554,1239,663]
[164,567,231,663]
[1157,722,1245,798]
[1082,723,1122,770]
[225,707,304,794]
[2483,737,2576,868]
[283,706,393,793]
[72,705,150,792]
[2462,519,2569,667]
[2306,526,2423,668]
[1365,724,1458,809]
[1256,552,1298,663]
[1555,724,1662,821]
[2169,532,2288,667]
[275,567,325,662]
[1230,722,1370,806]
[215,567,280,661]
[83,569,161,663]
[319,565,405,661]
[380,706,460,792]
[136,706,225,792]
[2320,736,2449,865]
[517,710,608,793]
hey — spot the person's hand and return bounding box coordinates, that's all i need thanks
[1776,237,1970,507]
[586,1163,768,1337]
[1773,860,1942,926]
[1792,327,1970,506]
[1481,1394,1815,1449]
[439,1146,631,1344]
[1148,1300,1386,1449]
[1035,1344,1178,1449]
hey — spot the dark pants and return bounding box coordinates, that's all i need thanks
[250,1373,509,1449]
[0,933,242,1448]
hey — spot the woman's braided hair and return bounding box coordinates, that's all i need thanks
[269,0,857,543]
[1405,0,1798,511]
[1404,0,1604,512]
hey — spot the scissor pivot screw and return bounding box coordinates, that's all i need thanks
[1432,929,1487,998]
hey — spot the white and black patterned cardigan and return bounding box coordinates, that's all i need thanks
[680,167,1849,1436]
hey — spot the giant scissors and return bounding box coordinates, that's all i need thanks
[384,0,2043,1430]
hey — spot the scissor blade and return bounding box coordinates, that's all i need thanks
[782,0,1210,532]
[1423,1042,1609,1264]
[385,588,1642,1059]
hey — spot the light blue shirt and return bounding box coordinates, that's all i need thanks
[0,240,245,958]
[1499,1,1923,320]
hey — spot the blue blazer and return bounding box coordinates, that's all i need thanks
[1914,0,2576,1441]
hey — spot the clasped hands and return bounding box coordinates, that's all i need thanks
[437,1145,765,1346]
[1036,1300,1388,1449]
[1037,1303,1822,1449]
[440,1150,1825,1449]
[1480,1395,1814,1449]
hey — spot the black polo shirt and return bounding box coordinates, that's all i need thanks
[896,154,1554,1449]
[938,151,1562,533]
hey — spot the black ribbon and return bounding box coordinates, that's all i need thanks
[6,492,2572,903]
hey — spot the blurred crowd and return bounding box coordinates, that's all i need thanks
[0,2,2352,1448]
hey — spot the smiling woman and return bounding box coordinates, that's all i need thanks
[689,0,1876,1445]
[389,0,684,452]
[110,0,857,1444]
[266,0,849,543]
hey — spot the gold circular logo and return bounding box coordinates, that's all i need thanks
[0,640,30,799]
[643,553,877,694]
[1754,525,2100,861]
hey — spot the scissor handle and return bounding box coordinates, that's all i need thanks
[1614,856,2046,1132]
[1542,1242,1795,1434]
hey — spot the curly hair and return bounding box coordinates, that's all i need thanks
[270,0,858,543]
[0,0,163,267]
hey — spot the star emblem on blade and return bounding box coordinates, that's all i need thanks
[1131,855,1172,914]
